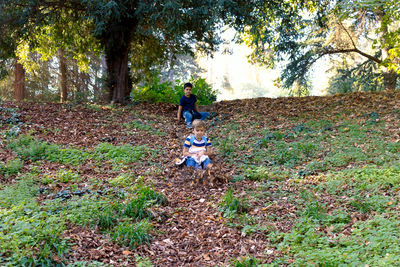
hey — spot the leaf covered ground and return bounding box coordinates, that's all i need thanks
[1,90,400,266]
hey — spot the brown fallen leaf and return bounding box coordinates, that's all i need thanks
[122,250,132,255]
[203,254,211,261]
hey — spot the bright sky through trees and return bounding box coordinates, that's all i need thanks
[198,28,330,100]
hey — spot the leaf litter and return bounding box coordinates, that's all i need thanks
[0,90,399,265]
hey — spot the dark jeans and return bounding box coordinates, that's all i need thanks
[182,110,209,127]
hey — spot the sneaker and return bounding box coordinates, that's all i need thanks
[175,156,187,166]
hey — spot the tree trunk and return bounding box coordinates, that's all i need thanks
[101,19,136,104]
[14,59,25,101]
[59,49,68,103]
[383,70,397,90]
[93,67,99,101]
[80,71,89,102]
[105,42,132,104]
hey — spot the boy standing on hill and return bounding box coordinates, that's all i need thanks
[177,82,209,128]
[183,119,213,169]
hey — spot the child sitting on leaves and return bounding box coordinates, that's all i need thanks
[183,119,213,169]
[177,82,209,128]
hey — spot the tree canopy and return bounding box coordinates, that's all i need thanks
[237,0,400,93]
[0,0,250,103]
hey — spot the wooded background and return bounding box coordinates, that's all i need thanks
[1,0,399,103]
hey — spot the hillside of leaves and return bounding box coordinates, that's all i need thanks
[1,90,400,266]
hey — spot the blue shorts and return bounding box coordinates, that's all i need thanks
[186,157,212,169]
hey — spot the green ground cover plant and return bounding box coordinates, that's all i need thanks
[271,215,400,265]
[0,158,23,177]
[219,189,249,219]
[124,119,165,136]
[0,175,68,266]
[5,135,154,170]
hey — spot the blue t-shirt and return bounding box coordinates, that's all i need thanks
[179,94,197,112]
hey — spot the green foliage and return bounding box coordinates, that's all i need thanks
[191,77,218,105]
[7,135,155,170]
[301,201,328,222]
[134,181,168,206]
[131,75,181,104]
[219,137,236,157]
[48,195,107,227]
[134,255,153,267]
[7,135,50,161]
[258,131,284,147]
[325,165,400,192]
[0,175,38,208]
[230,256,258,267]
[131,74,217,105]
[94,143,147,165]
[243,165,270,181]
[109,173,135,188]
[67,261,111,267]
[349,194,392,213]
[272,215,400,265]
[0,0,228,103]
[0,177,68,266]
[327,62,386,94]
[7,135,90,165]
[124,197,151,220]
[55,169,81,183]
[220,189,249,218]
[237,0,400,91]
[47,191,155,250]
[124,119,165,136]
[241,223,273,237]
[124,181,168,220]
[111,220,152,248]
[46,147,91,166]
[0,158,24,177]
[97,206,120,230]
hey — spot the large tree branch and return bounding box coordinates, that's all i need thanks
[321,48,382,64]
[338,20,357,49]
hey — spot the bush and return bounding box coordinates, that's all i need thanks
[131,73,217,105]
